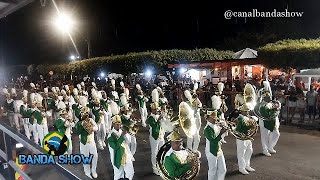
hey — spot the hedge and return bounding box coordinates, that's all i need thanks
[36,48,234,76]
[258,39,320,69]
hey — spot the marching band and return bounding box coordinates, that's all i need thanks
[0,78,281,180]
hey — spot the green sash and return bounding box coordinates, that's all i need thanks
[146,115,160,140]
[235,115,250,134]
[204,125,222,156]
[55,118,66,134]
[164,152,192,178]
[100,99,109,111]
[76,121,88,145]
[107,133,125,169]
[259,104,277,131]
[92,108,103,124]
[72,104,81,120]
[136,95,145,108]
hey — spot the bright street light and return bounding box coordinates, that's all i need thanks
[145,69,152,77]
[70,55,76,61]
[179,67,187,74]
[100,72,105,77]
[54,12,75,33]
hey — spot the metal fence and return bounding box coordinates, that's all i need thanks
[0,121,90,180]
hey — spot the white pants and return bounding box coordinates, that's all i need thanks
[130,136,137,156]
[259,119,280,152]
[66,134,73,154]
[22,118,31,139]
[45,110,53,128]
[37,124,48,147]
[149,135,164,169]
[96,121,106,148]
[104,111,111,134]
[206,152,226,180]
[113,161,134,180]
[236,139,253,170]
[80,142,98,175]
[13,113,21,131]
[31,124,39,145]
[187,112,201,151]
[139,106,148,126]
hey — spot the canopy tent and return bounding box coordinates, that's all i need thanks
[234,48,258,59]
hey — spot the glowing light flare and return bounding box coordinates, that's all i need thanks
[53,13,75,33]
[145,69,152,77]
[70,55,76,61]
[100,72,105,78]
[179,67,187,74]
[188,69,200,80]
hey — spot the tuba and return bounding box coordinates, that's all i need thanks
[225,83,259,140]
[156,141,200,180]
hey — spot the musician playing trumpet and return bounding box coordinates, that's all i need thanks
[204,110,227,180]
[75,112,98,179]
[54,109,75,154]
[107,114,135,180]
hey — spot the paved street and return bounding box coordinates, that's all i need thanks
[21,123,320,180]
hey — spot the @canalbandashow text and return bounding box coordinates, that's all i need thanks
[18,154,94,165]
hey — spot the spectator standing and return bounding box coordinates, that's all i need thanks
[306,87,317,122]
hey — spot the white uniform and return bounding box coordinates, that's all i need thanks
[236,139,253,172]
[20,103,31,139]
[13,99,23,132]
[79,118,98,178]
[187,98,202,152]
[147,113,165,173]
[259,116,280,155]
[108,128,135,180]
[136,95,148,127]
[37,112,49,147]
[205,122,226,180]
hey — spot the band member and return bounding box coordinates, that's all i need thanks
[20,90,31,139]
[120,81,130,101]
[42,88,55,128]
[135,84,148,127]
[72,88,82,123]
[120,97,137,159]
[257,81,281,156]
[76,112,98,179]
[147,89,165,175]
[108,112,135,180]
[204,110,227,180]
[158,87,168,111]
[35,96,49,147]
[3,88,15,129]
[54,109,75,154]
[163,130,192,179]
[12,88,23,132]
[110,79,119,103]
[90,90,106,150]
[235,103,257,175]
[183,89,201,153]
[100,91,112,134]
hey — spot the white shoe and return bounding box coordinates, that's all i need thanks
[102,141,107,147]
[85,173,92,179]
[92,171,98,178]
[142,123,147,127]
[263,151,271,157]
[221,139,227,144]
[132,157,135,161]
[246,166,255,172]
[239,169,249,175]
[268,148,276,154]
[153,169,160,176]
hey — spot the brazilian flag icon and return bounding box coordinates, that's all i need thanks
[42,131,69,156]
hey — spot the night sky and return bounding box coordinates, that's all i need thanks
[0,0,319,65]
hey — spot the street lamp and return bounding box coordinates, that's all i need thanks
[54,12,74,34]
[70,55,76,61]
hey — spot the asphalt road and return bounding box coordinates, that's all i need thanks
[19,122,320,180]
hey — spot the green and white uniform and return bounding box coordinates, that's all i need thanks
[204,122,227,180]
[55,117,74,154]
[163,148,192,179]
